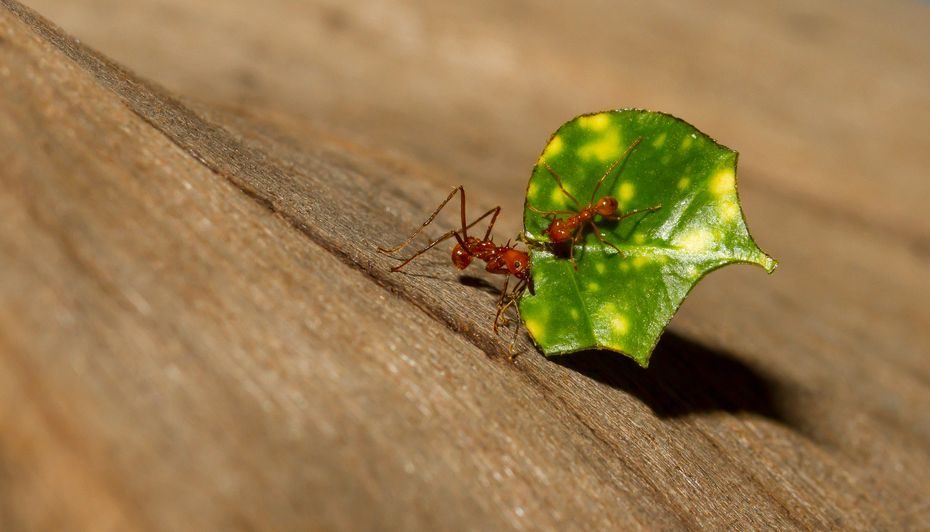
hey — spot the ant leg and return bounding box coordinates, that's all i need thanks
[467,206,504,239]
[451,187,504,243]
[482,206,502,241]
[378,185,496,251]
[543,162,582,210]
[378,186,464,254]
[590,136,643,203]
[493,278,526,352]
[388,228,462,272]
[503,279,528,358]
[509,311,521,359]
[493,275,512,334]
[574,225,589,270]
[589,221,624,257]
[384,205,501,271]
[567,227,582,270]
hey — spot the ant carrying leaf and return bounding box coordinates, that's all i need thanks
[518,109,776,364]
[528,137,662,268]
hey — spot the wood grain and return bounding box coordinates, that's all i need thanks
[1,0,928,529]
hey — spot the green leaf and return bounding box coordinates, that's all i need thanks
[518,110,775,366]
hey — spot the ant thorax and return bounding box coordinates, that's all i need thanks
[452,237,494,270]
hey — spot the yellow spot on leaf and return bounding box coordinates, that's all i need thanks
[595,262,606,274]
[578,113,611,131]
[681,136,693,150]
[651,132,667,148]
[587,282,600,292]
[578,129,621,162]
[550,186,570,206]
[570,309,580,320]
[719,198,739,221]
[618,182,635,202]
[527,181,539,199]
[677,228,714,252]
[611,315,630,336]
[620,262,630,272]
[677,177,690,190]
[540,135,563,161]
[525,319,543,340]
[710,168,736,196]
[632,256,648,268]
[633,232,646,244]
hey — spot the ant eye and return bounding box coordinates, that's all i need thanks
[514,260,522,269]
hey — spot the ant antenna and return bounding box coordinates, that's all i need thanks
[378,186,503,271]
[603,204,663,222]
[527,204,574,217]
[379,186,501,254]
[542,163,582,210]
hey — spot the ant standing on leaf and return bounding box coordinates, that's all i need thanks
[529,137,662,268]
[377,186,531,348]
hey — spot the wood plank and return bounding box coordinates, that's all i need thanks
[1,0,928,529]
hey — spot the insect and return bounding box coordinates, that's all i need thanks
[377,186,530,339]
[528,137,661,267]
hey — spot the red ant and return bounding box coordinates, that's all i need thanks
[528,137,661,267]
[377,186,530,339]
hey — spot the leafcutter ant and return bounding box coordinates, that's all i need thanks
[528,137,661,267]
[378,186,530,343]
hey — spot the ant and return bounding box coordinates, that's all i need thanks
[377,186,531,342]
[528,137,661,267]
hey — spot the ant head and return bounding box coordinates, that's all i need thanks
[546,219,573,243]
[502,249,530,280]
[451,243,473,270]
[595,196,619,216]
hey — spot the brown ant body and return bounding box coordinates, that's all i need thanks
[378,186,530,336]
[529,137,661,266]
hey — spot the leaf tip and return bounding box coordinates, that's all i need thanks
[763,256,778,274]
[754,251,777,274]
[600,341,653,368]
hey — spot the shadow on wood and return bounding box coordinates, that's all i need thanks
[555,333,803,432]
[457,275,506,296]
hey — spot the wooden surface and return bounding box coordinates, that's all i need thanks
[1,0,928,529]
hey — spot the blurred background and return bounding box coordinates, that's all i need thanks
[28,0,930,233]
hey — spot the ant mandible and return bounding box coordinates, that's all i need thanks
[377,186,530,337]
[528,137,661,268]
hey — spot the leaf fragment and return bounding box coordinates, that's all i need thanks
[519,109,775,366]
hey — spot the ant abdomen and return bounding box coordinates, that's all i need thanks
[451,244,473,269]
